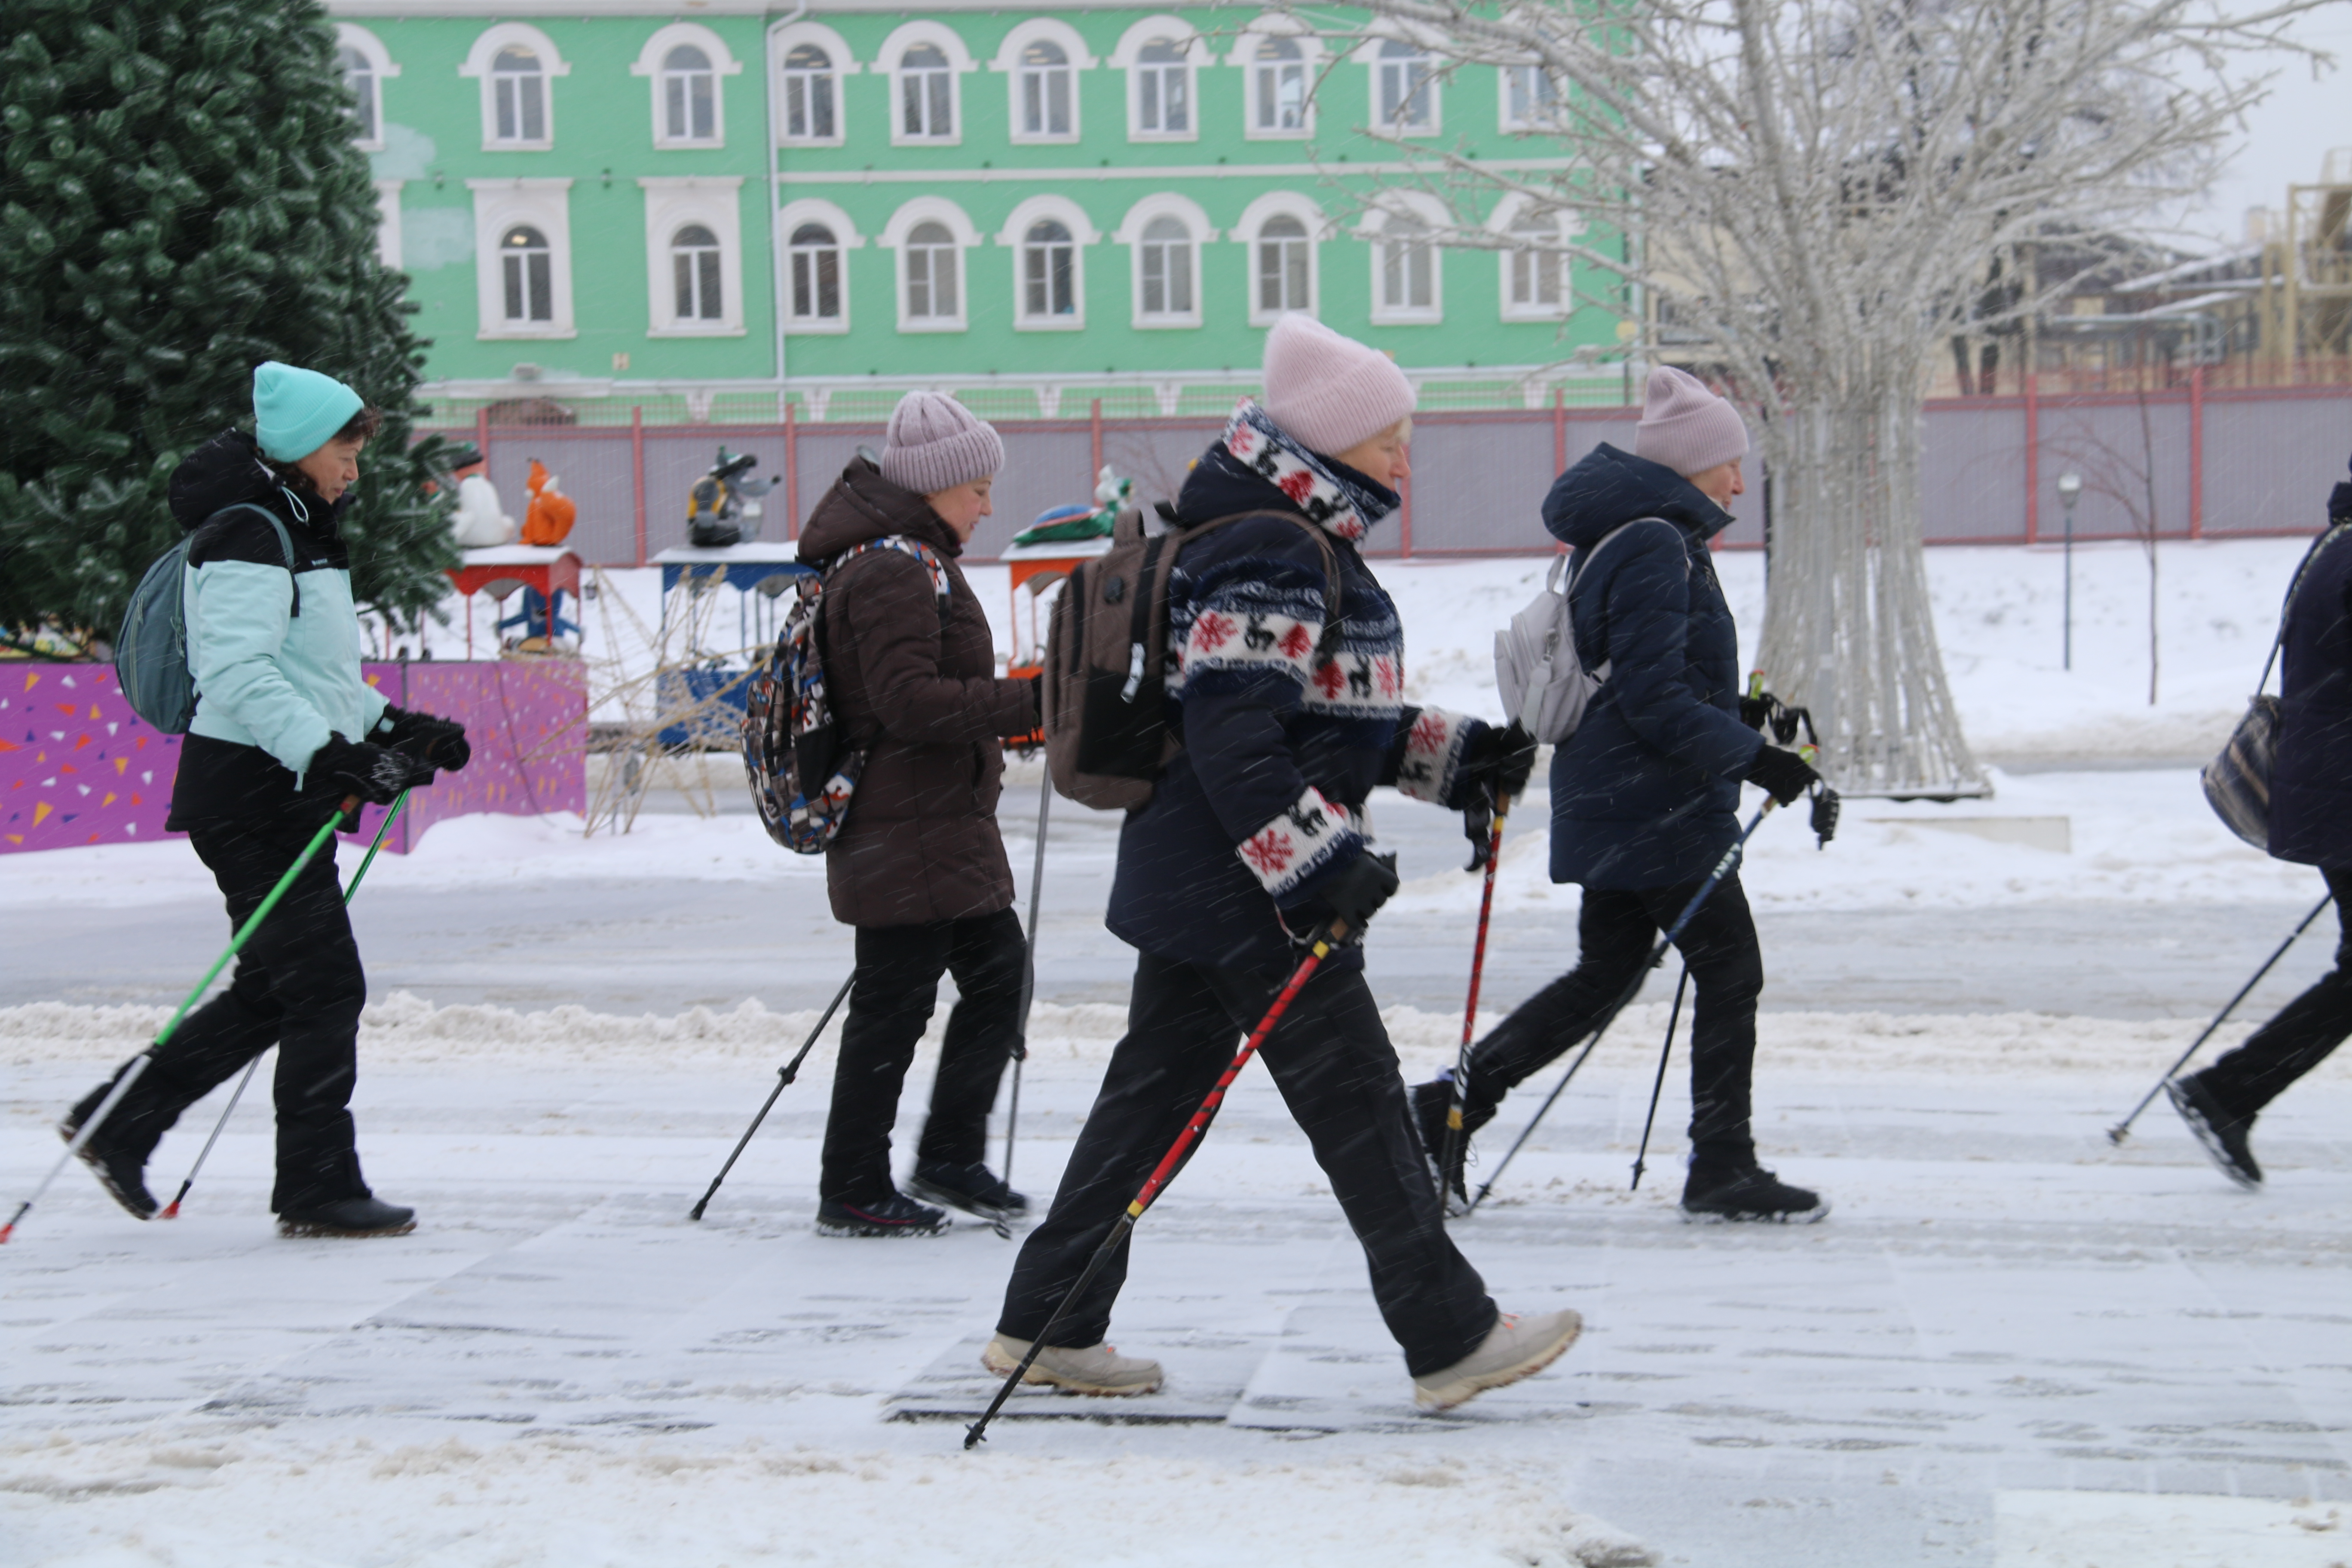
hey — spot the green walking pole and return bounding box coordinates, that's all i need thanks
[160,791,410,1219]
[0,794,364,1244]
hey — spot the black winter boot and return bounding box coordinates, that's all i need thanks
[1412,1074,1493,1204]
[816,1191,949,1238]
[908,1161,1028,1222]
[2167,1074,2262,1189]
[59,1061,176,1220]
[278,1195,416,1238]
[1681,1155,1827,1224]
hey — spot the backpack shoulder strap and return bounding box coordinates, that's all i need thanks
[1185,509,1345,628]
[2260,520,2352,693]
[199,502,303,618]
[1568,517,1685,593]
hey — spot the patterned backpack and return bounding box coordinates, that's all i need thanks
[743,536,947,854]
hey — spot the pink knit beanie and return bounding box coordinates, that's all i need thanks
[879,391,1005,495]
[1262,313,1417,456]
[1633,367,1748,478]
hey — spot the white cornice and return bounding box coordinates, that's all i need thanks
[328,1,1173,14]
[778,158,1580,185]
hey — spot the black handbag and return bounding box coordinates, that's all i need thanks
[2202,522,2352,849]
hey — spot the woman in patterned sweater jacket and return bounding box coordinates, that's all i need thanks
[988,315,1580,1414]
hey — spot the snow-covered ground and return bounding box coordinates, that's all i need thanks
[11,535,2351,1566]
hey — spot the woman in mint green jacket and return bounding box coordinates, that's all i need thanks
[64,363,469,1239]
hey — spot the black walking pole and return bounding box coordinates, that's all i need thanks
[1464,799,1777,1215]
[3,795,364,1244]
[999,765,1053,1216]
[688,971,854,1221]
[161,791,412,1219]
[1629,963,1690,1191]
[2106,892,2334,1145]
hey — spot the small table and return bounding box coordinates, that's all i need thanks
[1001,535,1114,678]
[446,546,582,655]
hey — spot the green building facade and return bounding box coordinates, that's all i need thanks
[331,1,1623,423]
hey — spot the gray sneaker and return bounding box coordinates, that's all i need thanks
[982,1332,1164,1396]
[1412,1309,1583,1412]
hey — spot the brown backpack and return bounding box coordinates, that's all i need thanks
[1043,506,1339,811]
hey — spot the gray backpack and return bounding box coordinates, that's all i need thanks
[1494,518,1680,741]
[115,503,300,734]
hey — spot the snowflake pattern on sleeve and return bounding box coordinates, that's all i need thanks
[1234,785,1363,899]
[1393,705,1474,803]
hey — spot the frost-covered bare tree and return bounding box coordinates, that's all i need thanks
[1300,0,2325,794]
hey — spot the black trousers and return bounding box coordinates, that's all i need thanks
[821,908,1026,1204]
[110,813,371,1212]
[996,950,1496,1378]
[1464,874,1764,1162]
[2200,865,2352,1121]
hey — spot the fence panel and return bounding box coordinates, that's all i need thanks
[2036,397,2195,540]
[2202,391,2352,535]
[1920,400,2027,542]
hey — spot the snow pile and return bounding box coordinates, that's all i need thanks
[12,992,2342,1085]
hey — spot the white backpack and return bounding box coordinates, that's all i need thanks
[1494,519,1681,742]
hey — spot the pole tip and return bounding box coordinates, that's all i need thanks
[962,1424,988,1450]
[687,1202,708,1222]
[2105,1125,2129,1146]
[161,1202,181,1219]
[0,1225,12,1245]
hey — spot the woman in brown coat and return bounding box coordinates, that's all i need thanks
[796,392,1040,1236]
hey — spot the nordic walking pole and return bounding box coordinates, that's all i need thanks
[998,763,1053,1231]
[688,969,855,1221]
[2,795,362,1244]
[160,791,413,1219]
[1437,790,1510,1210]
[964,918,1345,1450]
[2106,891,2334,1145]
[1629,964,1689,1191]
[1465,799,1778,1215]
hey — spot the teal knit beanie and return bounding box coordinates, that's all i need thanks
[252,361,364,462]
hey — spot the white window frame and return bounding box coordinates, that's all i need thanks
[631,23,742,151]
[1359,33,1442,138]
[778,198,863,335]
[1363,196,1446,325]
[879,21,974,149]
[1492,194,1577,321]
[989,18,1093,147]
[1233,22,1320,141]
[335,25,399,153]
[1115,194,1213,329]
[372,178,404,270]
[639,177,745,337]
[996,195,1097,331]
[1109,17,1210,144]
[469,178,576,339]
[1235,192,1324,325]
[460,24,569,153]
[882,197,980,333]
[1499,61,1561,133]
[772,21,856,149]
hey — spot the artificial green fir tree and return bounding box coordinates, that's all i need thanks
[0,0,455,656]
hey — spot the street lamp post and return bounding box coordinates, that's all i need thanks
[2057,471,2083,671]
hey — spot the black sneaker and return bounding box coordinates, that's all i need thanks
[815,1192,949,1238]
[1412,1075,1492,1205]
[57,1115,158,1221]
[1681,1164,1828,1224]
[907,1161,1028,1223]
[278,1196,417,1238]
[2166,1075,2262,1189]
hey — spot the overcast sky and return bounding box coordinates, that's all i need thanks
[2173,6,2352,251]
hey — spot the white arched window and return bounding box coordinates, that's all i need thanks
[1254,215,1314,321]
[906,221,961,322]
[1022,220,1078,321]
[1252,37,1308,135]
[901,43,954,139]
[1140,217,1193,319]
[1374,213,1438,320]
[672,224,722,320]
[1502,63,1559,130]
[789,224,843,325]
[1376,39,1438,134]
[1135,40,1188,134]
[783,44,836,141]
[662,46,717,142]
[501,225,553,323]
[1019,41,1073,138]
[1509,212,1564,313]
[493,47,546,144]
[336,27,398,152]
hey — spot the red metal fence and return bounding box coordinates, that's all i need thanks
[423,374,2352,566]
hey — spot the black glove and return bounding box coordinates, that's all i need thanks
[1742,743,1821,807]
[1461,721,1538,803]
[308,733,432,806]
[1284,851,1400,947]
[380,705,471,772]
[1739,692,1774,731]
[1462,790,1495,873]
[1811,784,1841,848]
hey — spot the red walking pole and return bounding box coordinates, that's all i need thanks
[963,920,1344,1449]
[1436,795,1510,1209]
